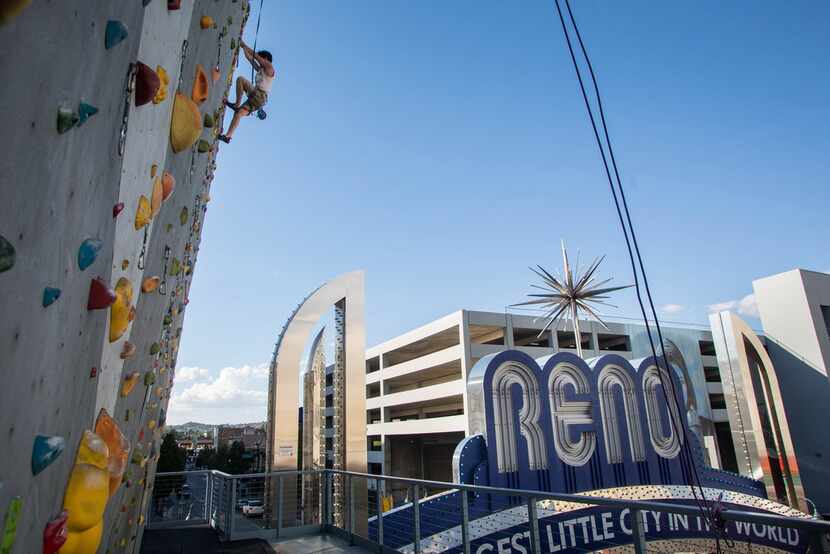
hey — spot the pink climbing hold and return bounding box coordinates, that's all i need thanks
[113,202,125,218]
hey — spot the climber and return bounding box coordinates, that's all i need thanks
[218,40,275,143]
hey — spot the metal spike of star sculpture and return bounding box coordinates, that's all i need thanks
[513,241,633,358]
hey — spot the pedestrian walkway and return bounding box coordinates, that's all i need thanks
[270,534,372,553]
[141,527,372,554]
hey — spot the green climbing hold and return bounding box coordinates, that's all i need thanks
[0,235,14,273]
[42,287,61,307]
[163,314,172,326]
[77,102,99,126]
[166,223,173,233]
[169,258,181,276]
[57,107,79,134]
[149,342,160,355]
[179,207,188,226]
[0,497,22,554]
[105,20,128,49]
[78,238,102,270]
[230,38,236,50]
[227,16,233,25]
[143,372,155,387]
[203,113,214,128]
[197,139,210,153]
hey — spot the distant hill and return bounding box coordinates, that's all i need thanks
[169,421,266,433]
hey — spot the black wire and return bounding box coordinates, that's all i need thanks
[550,0,720,543]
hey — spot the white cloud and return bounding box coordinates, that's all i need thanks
[175,366,210,382]
[659,304,685,314]
[167,363,269,425]
[708,293,758,318]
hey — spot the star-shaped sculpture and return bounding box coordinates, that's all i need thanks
[513,241,632,357]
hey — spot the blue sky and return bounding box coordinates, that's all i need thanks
[167,1,829,424]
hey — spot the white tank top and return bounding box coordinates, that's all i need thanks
[255,67,274,94]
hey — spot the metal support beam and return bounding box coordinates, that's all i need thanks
[460,490,471,554]
[376,479,384,552]
[527,497,541,554]
[276,475,284,539]
[412,485,421,554]
[631,509,647,554]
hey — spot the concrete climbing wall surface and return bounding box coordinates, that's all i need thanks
[0,1,248,553]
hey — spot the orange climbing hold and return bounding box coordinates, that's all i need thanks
[94,410,130,494]
[212,66,221,83]
[161,171,175,200]
[150,176,163,218]
[121,373,140,397]
[200,15,214,29]
[109,277,133,343]
[134,195,151,229]
[141,276,160,293]
[120,342,136,359]
[170,93,202,153]
[153,66,169,104]
[192,64,209,105]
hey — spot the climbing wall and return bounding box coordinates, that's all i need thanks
[0,1,248,553]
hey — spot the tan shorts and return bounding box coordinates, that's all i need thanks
[242,88,267,114]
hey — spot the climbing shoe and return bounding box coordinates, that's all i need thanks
[218,135,231,144]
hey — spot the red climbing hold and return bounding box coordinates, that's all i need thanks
[43,510,69,554]
[90,367,98,378]
[87,277,116,310]
[135,62,161,107]
[167,0,181,10]
[113,202,125,218]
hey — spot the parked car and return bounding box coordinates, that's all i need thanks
[243,500,264,517]
[236,499,249,512]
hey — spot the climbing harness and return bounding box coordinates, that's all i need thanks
[249,0,268,121]
[118,63,137,157]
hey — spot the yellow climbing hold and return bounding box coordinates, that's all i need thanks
[95,409,130,495]
[192,64,209,105]
[0,0,32,25]
[150,176,163,218]
[170,92,202,153]
[200,15,214,29]
[147,420,157,430]
[109,277,133,343]
[152,65,169,104]
[121,372,140,397]
[61,431,109,554]
[134,195,151,229]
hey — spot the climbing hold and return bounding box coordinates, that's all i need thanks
[121,259,129,270]
[170,93,202,153]
[203,113,214,128]
[197,139,210,153]
[150,177,163,218]
[134,195,151,229]
[121,373,140,397]
[230,38,237,50]
[144,372,155,386]
[141,276,160,293]
[57,107,79,134]
[161,171,175,200]
[95,409,130,494]
[78,238,102,271]
[152,65,169,104]
[179,207,188,226]
[89,367,97,378]
[150,164,158,178]
[32,435,65,475]
[42,287,61,307]
[87,277,116,310]
[169,258,181,276]
[167,0,181,10]
[0,235,14,273]
[1,497,22,554]
[0,0,32,25]
[43,510,69,554]
[119,342,136,359]
[105,20,128,49]
[163,314,172,326]
[77,102,99,126]
[200,15,214,29]
[165,223,173,233]
[113,202,125,218]
[134,62,160,107]
[191,64,209,105]
[109,277,132,342]
[147,420,157,430]
[149,342,160,355]
[212,66,221,83]
[127,306,136,322]
[61,431,108,554]
[124,409,131,422]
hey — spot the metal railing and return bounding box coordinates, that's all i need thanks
[148,469,830,553]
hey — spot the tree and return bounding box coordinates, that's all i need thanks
[153,433,186,511]
[192,441,251,474]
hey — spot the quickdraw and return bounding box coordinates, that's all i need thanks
[118,63,137,157]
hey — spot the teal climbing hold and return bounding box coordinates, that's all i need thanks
[57,107,79,134]
[105,20,129,49]
[77,238,103,271]
[31,435,65,475]
[42,287,61,307]
[77,102,99,126]
[0,235,14,273]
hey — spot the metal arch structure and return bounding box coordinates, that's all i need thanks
[265,270,367,525]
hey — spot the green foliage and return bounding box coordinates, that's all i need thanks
[153,433,186,501]
[194,440,251,475]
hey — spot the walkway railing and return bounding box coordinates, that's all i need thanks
[148,469,830,553]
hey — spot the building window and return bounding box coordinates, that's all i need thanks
[325,416,333,428]
[369,463,383,475]
[366,356,380,374]
[714,422,738,473]
[366,409,380,425]
[368,436,382,451]
[709,393,727,410]
[325,437,333,451]
[821,305,830,342]
[325,373,333,387]
[597,333,631,351]
[325,394,333,408]
[699,340,717,356]
[366,382,380,399]
[557,331,592,350]
[704,366,721,382]
[513,328,550,348]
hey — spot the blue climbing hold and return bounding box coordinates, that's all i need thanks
[77,102,99,126]
[77,238,102,271]
[42,287,61,307]
[105,20,128,49]
[31,435,65,475]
